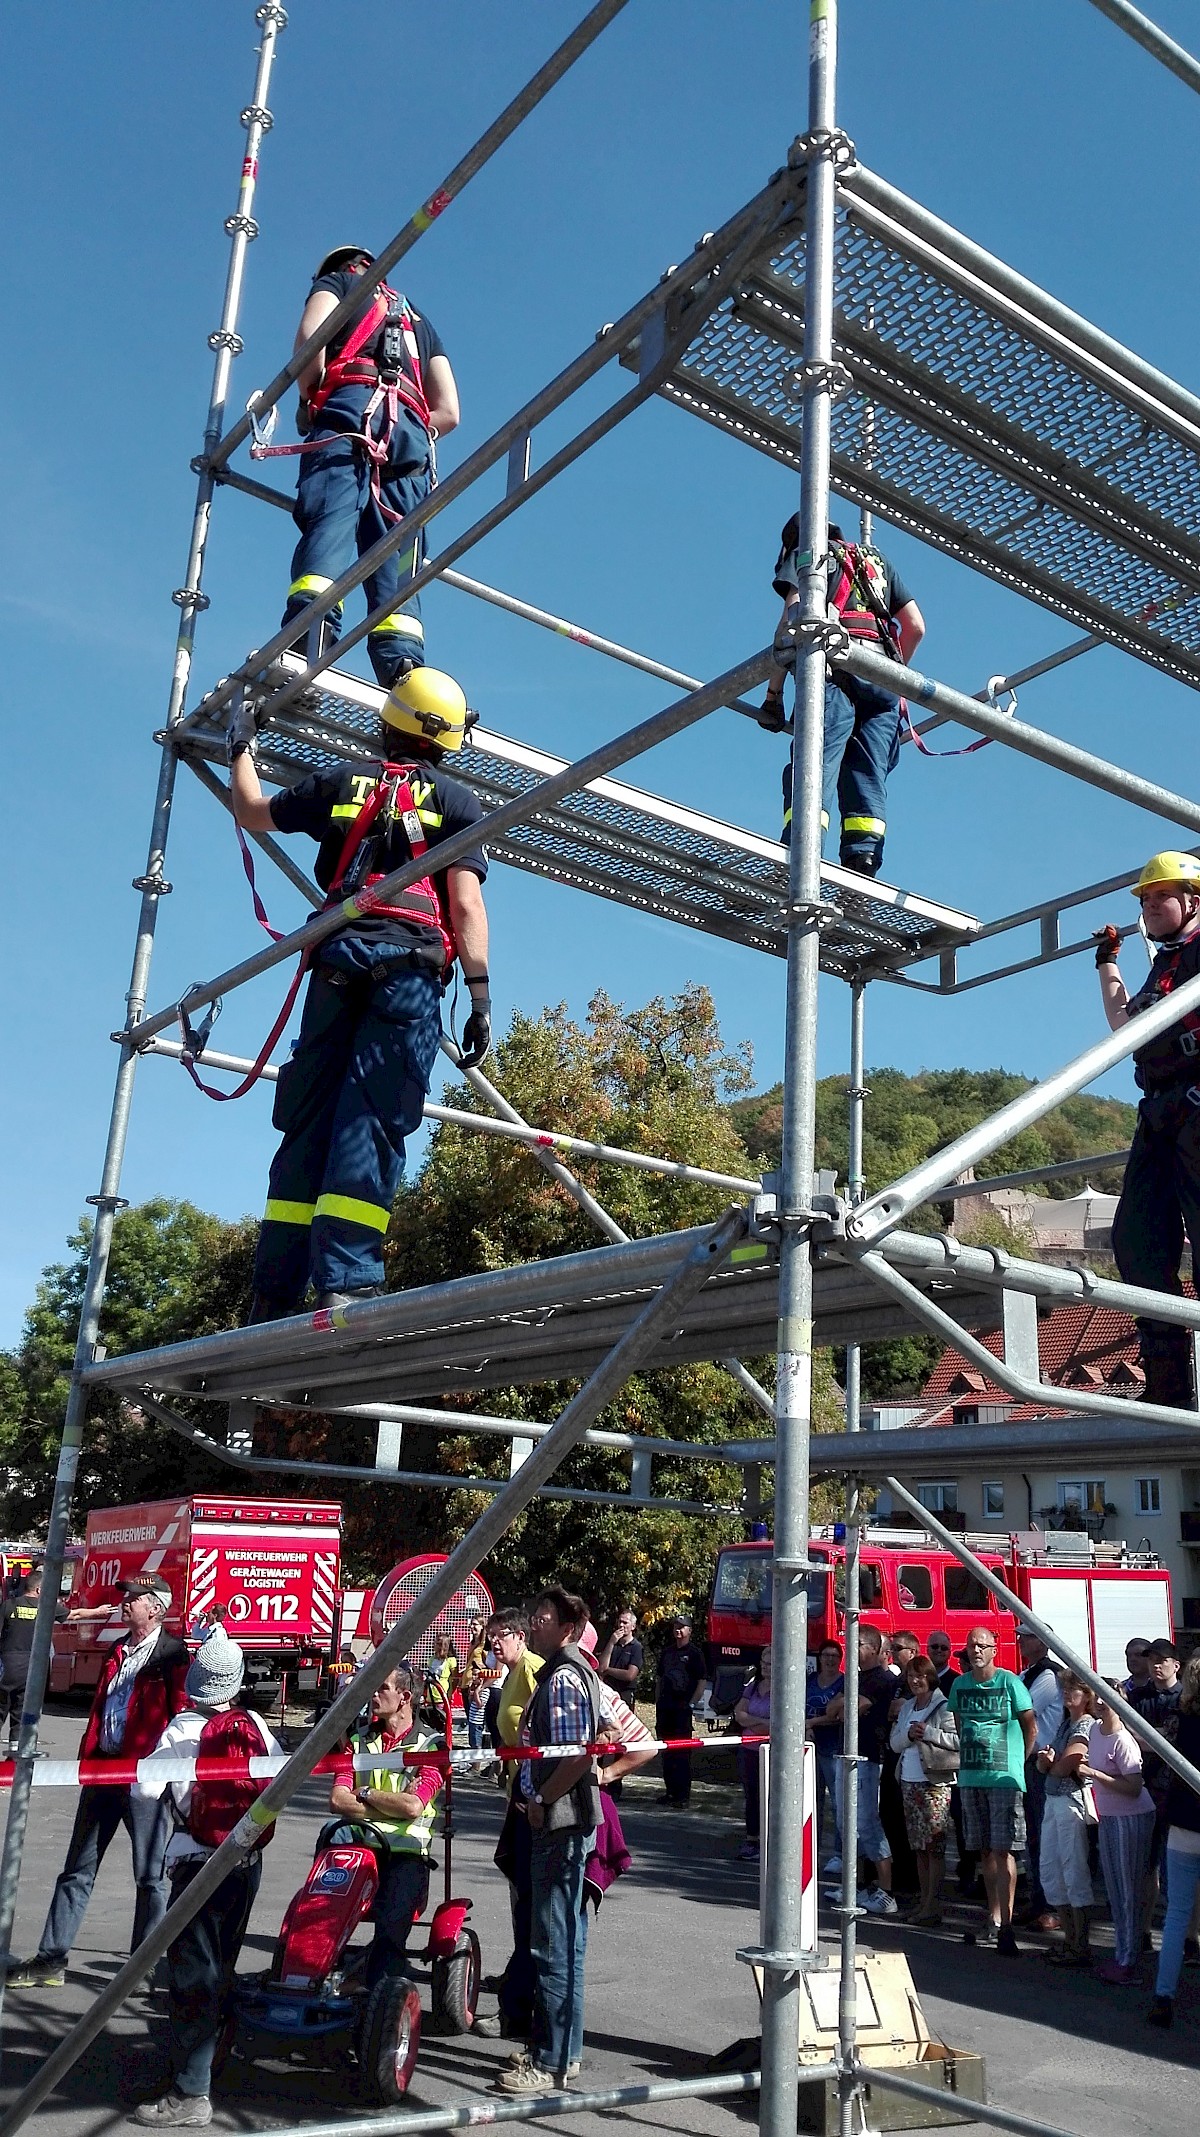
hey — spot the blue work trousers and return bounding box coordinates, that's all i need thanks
[282,386,431,689]
[167,1854,262,2098]
[38,1784,171,1966]
[781,675,901,875]
[529,1829,591,2078]
[252,938,443,1308]
[1112,1088,1200,1400]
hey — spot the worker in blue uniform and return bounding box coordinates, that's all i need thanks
[228,668,491,1319]
[281,244,461,686]
[1096,851,1200,1409]
[761,519,925,878]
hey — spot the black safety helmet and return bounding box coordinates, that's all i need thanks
[315,244,373,279]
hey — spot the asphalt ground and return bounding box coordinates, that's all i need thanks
[1,1706,1199,2137]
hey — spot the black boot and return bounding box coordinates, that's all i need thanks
[246,1293,303,1326]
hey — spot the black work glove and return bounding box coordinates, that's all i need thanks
[757,687,790,734]
[1093,924,1122,969]
[296,398,313,438]
[459,998,492,1070]
[226,695,260,764]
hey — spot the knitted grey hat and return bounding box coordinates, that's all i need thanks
[186,1625,246,1709]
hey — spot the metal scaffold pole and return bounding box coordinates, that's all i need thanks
[760,6,840,2134]
[836,979,866,2134]
[0,0,286,2031]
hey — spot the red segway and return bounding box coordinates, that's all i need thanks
[231,1665,480,2101]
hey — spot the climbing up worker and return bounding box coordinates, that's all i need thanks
[280,245,460,686]
[1095,851,1200,1408]
[761,518,925,878]
[228,667,492,1320]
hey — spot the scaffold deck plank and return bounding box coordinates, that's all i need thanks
[644,162,1200,694]
[184,654,978,980]
[80,1222,1011,1412]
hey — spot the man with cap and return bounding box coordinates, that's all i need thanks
[8,1577,188,1989]
[280,244,460,686]
[133,1625,281,2127]
[229,666,492,1321]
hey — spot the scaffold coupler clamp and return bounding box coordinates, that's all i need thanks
[787,126,858,177]
[774,610,852,676]
[753,1170,847,1247]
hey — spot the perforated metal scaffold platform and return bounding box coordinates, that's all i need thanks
[183,653,979,980]
[633,158,1200,691]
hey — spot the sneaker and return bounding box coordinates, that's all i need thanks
[1096,1960,1139,1986]
[823,1856,843,1877]
[476,2016,528,2042]
[1146,1994,1174,2029]
[134,2094,213,2128]
[501,2048,578,2078]
[494,2058,561,2097]
[862,1887,898,1917]
[6,1959,65,1989]
[995,1928,1020,1958]
[736,1840,760,1862]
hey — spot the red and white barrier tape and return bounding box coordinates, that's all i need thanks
[0,1733,765,1790]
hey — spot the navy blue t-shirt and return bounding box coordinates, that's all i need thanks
[270,758,487,961]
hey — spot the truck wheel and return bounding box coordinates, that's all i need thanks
[430,1929,480,2035]
[359,1978,421,2103]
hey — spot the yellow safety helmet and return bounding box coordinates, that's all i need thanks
[383,667,473,754]
[1131,852,1200,898]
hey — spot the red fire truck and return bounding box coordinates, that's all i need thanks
[51,1496,341,1696]
[705,1527,1174,1713]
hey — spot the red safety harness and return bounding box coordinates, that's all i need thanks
[179,764,452,1101]
[324,762,456,975]
[249,272,433,532]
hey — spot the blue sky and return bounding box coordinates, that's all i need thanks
[3,0,1199,1344]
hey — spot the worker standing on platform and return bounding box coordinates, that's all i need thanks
[228,669,491,1319]
[280,245,460,686]
[1096,851,1200,1408]
[761,518,925,878]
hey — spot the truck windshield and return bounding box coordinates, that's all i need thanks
[712,1549,827,1618]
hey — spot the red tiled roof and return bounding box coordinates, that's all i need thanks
[912,1295,1199,1420]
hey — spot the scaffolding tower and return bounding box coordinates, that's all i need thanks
[9,4,1200,2137]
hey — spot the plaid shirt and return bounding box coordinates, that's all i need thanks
[518,1658,591,1800]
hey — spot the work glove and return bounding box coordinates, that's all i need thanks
[1093,924,1122,969]
[458,998,492,1071]
[756,687,790,734]
[226,695,260,765]
[296,398,313,438]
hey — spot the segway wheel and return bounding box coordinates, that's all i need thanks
[359,1978,422,2103]
[430,1927,481,2035]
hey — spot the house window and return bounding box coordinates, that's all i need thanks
[917,1480,959,1515]
[953,1404,979,1426]
[1136,1477,1162,1516]
[1057,1480,1106,1516]
[982,1481,1005,1519]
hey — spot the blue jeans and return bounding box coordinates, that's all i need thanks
[253,940,443,1305]
[529,1829,591,2076]
[856,1762,891,1871]
[1156,1843,1200,1998]
[282,384,431,688]
[167,1854,262,2098]
[781,675,902,875]
[38,1785,171,1966]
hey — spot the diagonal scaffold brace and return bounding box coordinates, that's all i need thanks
[0,1205,748,2137]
